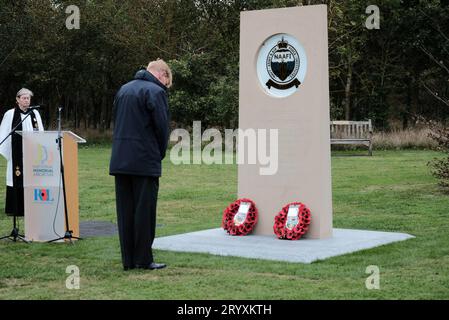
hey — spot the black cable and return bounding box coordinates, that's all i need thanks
[51,158,63,239]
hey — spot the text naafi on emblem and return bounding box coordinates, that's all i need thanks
[257,33,307,98]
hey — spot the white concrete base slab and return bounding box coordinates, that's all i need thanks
[153,228,415,263]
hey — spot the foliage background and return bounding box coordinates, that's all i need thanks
[1,0,448,132]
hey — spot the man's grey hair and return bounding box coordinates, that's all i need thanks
[16,88,33,97]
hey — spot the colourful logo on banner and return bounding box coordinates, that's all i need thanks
[34,189,54,202]
[34,144,54,166]
[33,144,55,177]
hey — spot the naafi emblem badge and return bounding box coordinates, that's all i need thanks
[266,37,301,90]
[257,33,307,98]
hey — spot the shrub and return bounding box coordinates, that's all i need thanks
[427,121,449,190]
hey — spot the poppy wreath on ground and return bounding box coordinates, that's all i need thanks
[222,198,258,236]
[273,202,311,240]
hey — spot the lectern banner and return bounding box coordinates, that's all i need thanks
[20,131,64,241]
[21,131,61,187]
[23,186,65,241]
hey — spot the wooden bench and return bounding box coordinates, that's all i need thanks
[330,120,373,156]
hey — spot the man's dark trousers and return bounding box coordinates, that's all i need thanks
[115,174,159,268]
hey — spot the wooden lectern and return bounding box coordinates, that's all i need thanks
[19,131,86,242]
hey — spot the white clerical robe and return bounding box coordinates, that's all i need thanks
[0,108,44,186]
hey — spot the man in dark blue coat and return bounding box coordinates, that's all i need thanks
[110,59,172,271]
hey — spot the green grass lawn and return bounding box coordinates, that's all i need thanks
[0,148,448,299]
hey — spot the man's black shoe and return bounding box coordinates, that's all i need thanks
[123,265,135,271]
[149,262,166,270]
[135,262,167,270]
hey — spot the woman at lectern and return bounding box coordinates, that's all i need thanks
[0,88,44,216]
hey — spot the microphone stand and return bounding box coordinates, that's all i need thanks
[0,107,36,148]
[0,106,37,243]
[48,106,81,243]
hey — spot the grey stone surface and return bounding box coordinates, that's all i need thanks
[79,221,164,238]
[79,221,118,238]
[153,228,415,263]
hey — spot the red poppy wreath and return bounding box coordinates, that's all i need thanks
[273,202,311,240]
[222,198,258,236]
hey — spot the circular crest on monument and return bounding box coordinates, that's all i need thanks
[257,33,307,98]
